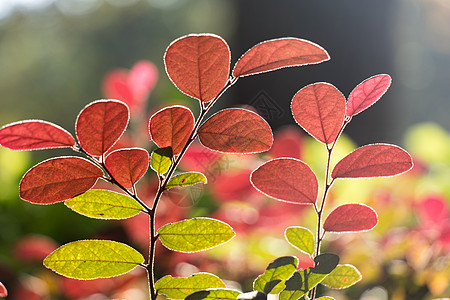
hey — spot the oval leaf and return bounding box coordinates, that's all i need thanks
[20,157,103,204]
[164,34,230,102]
[331,144,413,179]
[0,281,7,297]
[157,217,235,253]
[280,271,327,299]
[0,120,75,151]
[310,253,339,275]
[251,158,318,205]
[43,240,144,279]
[321,264,362,289]
[76,100,130,156]
[233,37,329,77]
[347,74,392,117]
[65,190,144,219]
[155,273,226,299]
[285,226,315,255]
[186,289,241,300]
[254,256,299,294]
[323,203,378,233]
[291,82,346,144]
[198,108,273,154]
[166,172,207,189]
[105,148,149,189]
[150,147,173,175]
[149,105,195,156]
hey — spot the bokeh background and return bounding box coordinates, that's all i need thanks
[0,0,449,299]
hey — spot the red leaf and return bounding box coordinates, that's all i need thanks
[76,100,130,156]
[105,147,149,189]
[0,281,7,297]
[347,74,391,117]
[331,144,413,179]
[20,156,103,204]
[164,34,230,102]
[269,126,304,159]
[232,37,329,77]
[14,235,58,262]
[0,120,75,151]
[149,105,195,156]
[291,82,346,144]
[323,203,378,233]
[198,108,273,154]
[250,158,318,205]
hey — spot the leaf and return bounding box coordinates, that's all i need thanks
[149,105,195,156]
[285,226,315,255]
[331,144,413,178]
[279,271,328,300]
[250,158,318,205]
[237,291,267,300]
[20,156,103,205]
[0,120,75,151]
[232,37,329,77]
[65,190,144,219]
[316,297,335,300]
[185,289,241,300]
[76,100,130,156]
[157,217,235,253]
[321,264,362,289]
[323,204,378,233]
[43,240,144,279]
[105,148,149,189]
[0,281,7,297]
[347,74,391,117]
[310,253,339,275]
[155,273,226,299]
[164,34,230,102]
[166,172,207,189]
[150,147,173,175]
[291,82,346,144]
[254,256,299,294]
[198,108,273,154]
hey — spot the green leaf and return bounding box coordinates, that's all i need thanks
[285,226,315,255]
[321,264,362,289]
[316,297,335,300]
[65,190,143,219]
[158,218,235,253]
[155,273,226,299]
[166,172,207,189]
[151,147,173,175]
[279,270,329,300]
[254,256,298,294]
[185,289,241,300]
[43,240,144,279]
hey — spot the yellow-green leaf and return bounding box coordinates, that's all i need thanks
[285,226,315,255]
[65,190,143,219]
[279,270,328,300]
[43,240,144,279]
[158,218,235,253]
[185,289,241,300]
[151,147,172,175]
[166,172,207,189]
[316,297,335,300]
[155,273,226,299]
[254,256,298,294]
[321,264,361,289]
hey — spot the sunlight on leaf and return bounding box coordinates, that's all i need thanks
[321,264,362,289]
[185,289,241,300]
[166,172,207,189]
[0,281,7,297]
[323,204,378,233]
[310,253,339,275]
[254,256,299,294]
[285,226,315,255]
[155,273,226,299]
[150,147,173,175]
[105,148,149,189]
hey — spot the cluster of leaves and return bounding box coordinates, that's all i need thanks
[0,33,414,300]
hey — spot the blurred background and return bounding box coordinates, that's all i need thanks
[0,0,449,299]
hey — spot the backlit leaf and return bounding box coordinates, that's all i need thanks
[316,297,335,300]
[0,281,7,297]
[285,226,315,255]
[65,190,143,219]
[321,264,362,289]
[331,144,413,178]
[185,289,241,300]
[0,120,75,151]
[155,273,226,299]
[158,217,235,253]
[150,147,173,175]
[164,34,230,102]
[254,256,298,294]
[149,105,195,156]
[233,38,329,77]
[43,240,144,279]
[76,100,129,156]
[105,148,149,189]
[198,108,273,154]
[166,172,207,189]
[291,82,346,144]
[250,158,318,205]
[310,253,339,275]
[279,271,328,300]
[323,204,378,233]
[20,157,103,204]
[347,74,391,117]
